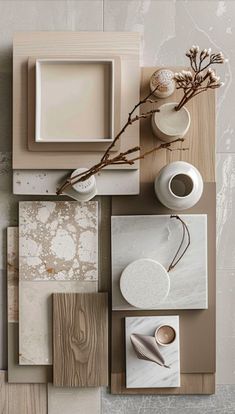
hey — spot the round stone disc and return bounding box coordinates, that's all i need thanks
[120,258,170,309]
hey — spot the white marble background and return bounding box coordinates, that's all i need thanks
[0,0,234,412]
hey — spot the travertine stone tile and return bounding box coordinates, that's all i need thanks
[48,383,101,414]
[19,201,98,281]
[19,280,98,365]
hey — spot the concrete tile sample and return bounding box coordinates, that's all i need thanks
[19,280,97,365]
[126,316,180,388]
[53,293,108,387]
[0,370,47,414]
[48,383,101,414]
[19,201,98,281]
[7,227,18,323]
[112,215,208,310]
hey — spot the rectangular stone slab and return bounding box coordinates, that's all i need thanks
[126,316,180,388]
[53,292,108,387]
[112,214,208,310]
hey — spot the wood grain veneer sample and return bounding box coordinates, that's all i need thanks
[53,292,108,387]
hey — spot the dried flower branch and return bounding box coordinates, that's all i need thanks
[174,45,226,111]
[57,86,186,196]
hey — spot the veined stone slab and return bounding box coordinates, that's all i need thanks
[125,316,180,388]
[112,215,208,310]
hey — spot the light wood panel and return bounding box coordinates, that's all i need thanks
[0,371,47,414]
[53,293,108,387]
[111,373,215,395]
[111,67,216,394]
[140,67,215,182]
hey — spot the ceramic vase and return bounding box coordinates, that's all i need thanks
[151,102,191,142]
[154,161,203,210]
[70,168,97,202]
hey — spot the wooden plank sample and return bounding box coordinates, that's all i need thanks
[0,371,47,414]
[13,31,140,169]
[111,66,216,394]
[53,293,108,387]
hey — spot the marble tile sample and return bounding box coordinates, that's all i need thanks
[112,215,208,310]
[7,227,18,323]
[19,201,98,281]
[48,384,101,414]
[126,316,180,388]
[0,370,47,414]
[19,280,97,365]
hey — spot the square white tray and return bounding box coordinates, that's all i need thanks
[35,58,114,143]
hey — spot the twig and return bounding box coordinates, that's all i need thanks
[174,46,225,111]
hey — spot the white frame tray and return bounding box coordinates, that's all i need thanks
[35,58,115,143]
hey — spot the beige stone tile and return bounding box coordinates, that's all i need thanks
[19,280,98,365]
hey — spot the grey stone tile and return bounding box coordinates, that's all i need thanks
[102,385,235,413]
[217,269,235,384]
[217,154,235,269]
[104,0,234,152]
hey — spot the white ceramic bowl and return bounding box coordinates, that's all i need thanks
[70,168,97,201]
[154,161,203,210]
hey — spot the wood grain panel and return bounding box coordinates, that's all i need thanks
[111,67,216,394]
[53,293,108,387]
[0,371,47,414]
[140,67,215,182]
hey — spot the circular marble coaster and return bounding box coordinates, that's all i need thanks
[120,258,170,309]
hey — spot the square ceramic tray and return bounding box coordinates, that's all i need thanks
[35,58,115,143]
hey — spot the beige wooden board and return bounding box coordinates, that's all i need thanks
[0,371,47,414]
[111,373,215,395]
[110,67,216,394]
[7,227,51,383]
[13,31,140,169]
[53,292,108,387]
[28,56,121,152]
[140,67,215,182]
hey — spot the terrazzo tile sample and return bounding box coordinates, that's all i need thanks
[125,316,180,388]
[19,201,98,281]
[48,384,101,414]
[112,215,208,310]
[19,280,98,365]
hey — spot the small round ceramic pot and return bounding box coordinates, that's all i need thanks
[151,102,191,142]
[150,69,175,99]
[155,325,176,347]
[154,161,203,210]
[70,168,97,202]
